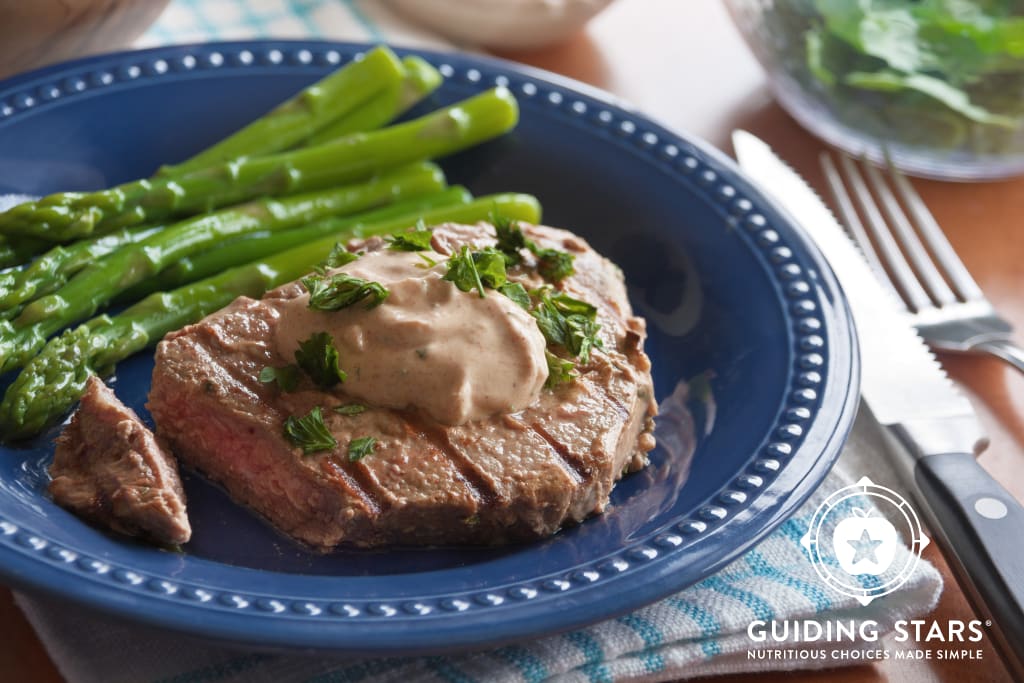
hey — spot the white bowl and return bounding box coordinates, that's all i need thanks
[0,0,169,78]
[384,0,615,50]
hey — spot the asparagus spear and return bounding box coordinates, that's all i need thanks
[0,163,445,375]
[155,46,405,177]
[0,236,48,270]
[0,224,164,315]
[119,185,472,302]
[0,54,439,270]
[303,56,442,146]
[0,193,542,440]
[0,88,518,242]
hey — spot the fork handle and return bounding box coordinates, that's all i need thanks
[915,452,1024,678]
[974,338,1024,375]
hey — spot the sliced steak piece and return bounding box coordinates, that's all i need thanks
[49,376,191,546]
[148,222,656,550]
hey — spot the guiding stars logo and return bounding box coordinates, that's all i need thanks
[801,477,930,605]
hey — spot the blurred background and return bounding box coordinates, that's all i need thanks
[4,0,1021,181]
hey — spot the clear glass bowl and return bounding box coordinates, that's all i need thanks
[725,0,1024,181]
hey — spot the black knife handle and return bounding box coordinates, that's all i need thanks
[915,452,1024,677]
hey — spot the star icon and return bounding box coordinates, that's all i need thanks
[847,528,884,564]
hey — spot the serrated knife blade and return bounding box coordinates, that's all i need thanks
[733,130,1024,678]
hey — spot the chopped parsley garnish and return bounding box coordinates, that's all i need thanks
[491,211,575,282]
[497,281,531,309]
[544,350,577,388]
[442,246,508,298]
[321,243,359,269]
[473,248,508,289]
[564,312,603,363]
[543,289,597,317]
[295,332,347,388]
[348,436,377,462]
[284,406,337,455]
[531,288,604,363]
[493,211,529,265]
[259,364,301,392]
[416,252,439,268]
[532,299,566,346]
[386,225,434,251]
[302,272,388,311]
[443,246,485,297]
[334,403,367,416]
[535,247,576,283]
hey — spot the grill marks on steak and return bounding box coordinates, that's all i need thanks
[48,376,191,546]
[148,222,656,550]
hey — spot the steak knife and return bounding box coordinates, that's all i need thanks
[733,130,1024,677]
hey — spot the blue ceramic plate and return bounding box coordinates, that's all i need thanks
[0,41,858,654]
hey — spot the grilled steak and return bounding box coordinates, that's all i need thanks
[49,376,191,545]
[148,223,656,550]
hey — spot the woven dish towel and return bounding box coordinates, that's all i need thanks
[15,2,943,682]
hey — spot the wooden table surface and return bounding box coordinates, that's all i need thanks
[2,1,1023,681]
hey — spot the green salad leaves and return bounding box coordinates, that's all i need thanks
[765,0,1024,151]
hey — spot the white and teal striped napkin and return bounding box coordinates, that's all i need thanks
[15,2,943,682]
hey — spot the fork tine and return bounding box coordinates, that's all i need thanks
[830,153,934,313]
[819,153,903,304]
[886,164,986,302]
[861,161,958,307]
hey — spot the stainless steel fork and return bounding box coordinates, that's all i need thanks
[820,152,1024,374]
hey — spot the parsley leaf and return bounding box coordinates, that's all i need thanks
[493,211,529,265]
[443,246,487,297]
[284,406,337,455]
[535,247,576,283]
[531,288,604,363]
[334,403,367,416]
[473,248,508,289]
[321,243,359,269]
[348,436,377,462]
[491,211,575,282]
[490,209,517,236]
[302,272,388,311]
[531,296,568,347]
[386,226,434,251]
[259,364,301,392]
[545,350,577,388]
[295,332,347,388]
[498,281,531,309]
[416,252,439,268]
[443,246,509,297]
[565,312,602,363]
[548,290,598,317]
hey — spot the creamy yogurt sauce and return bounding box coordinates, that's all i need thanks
[274,249,548,425]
